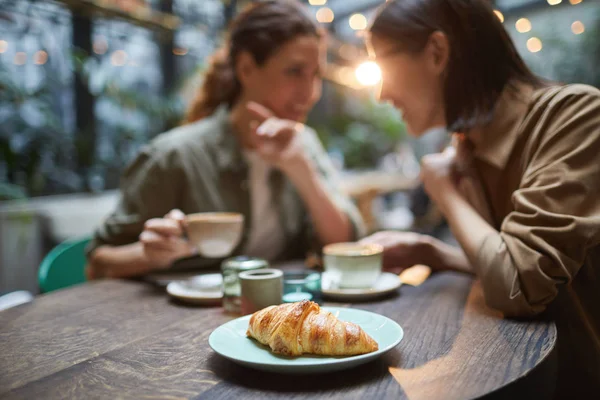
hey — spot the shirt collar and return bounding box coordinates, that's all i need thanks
[211,104,247,172]
[467,82,536,169]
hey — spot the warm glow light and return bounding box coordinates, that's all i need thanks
[493,10,504,23]
[173,47,188,56]
[570,0,582,4]
[308,0,327,5]
[527,37,543,53]
[516,18,532,33]
[572,20,585,34]
[0,40,7,53]
[547,0,562,5]
[34,50,48,65]
[93,37,108,54]
[111,50,127,66]
[349,13,368,30]
[355,61,381,87]
[316,7,334,23]
[14,52,26,65]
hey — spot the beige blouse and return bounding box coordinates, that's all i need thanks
[456,83,600,396]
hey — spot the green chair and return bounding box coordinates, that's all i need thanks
[38,237,91,293]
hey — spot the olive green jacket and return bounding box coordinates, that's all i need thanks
[87,105,365,269]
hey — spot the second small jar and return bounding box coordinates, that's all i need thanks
[239,269,283,315]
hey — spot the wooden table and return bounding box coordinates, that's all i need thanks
[0,269,557,400]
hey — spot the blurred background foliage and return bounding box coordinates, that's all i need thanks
[1,0,599,200]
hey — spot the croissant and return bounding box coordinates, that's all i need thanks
[246,300,378,357]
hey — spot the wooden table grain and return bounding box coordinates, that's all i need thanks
[0,268,557,400]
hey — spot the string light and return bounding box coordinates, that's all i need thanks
[349,13,368,30]
[111,50,127,66]
[547,0,562,5]
[569,0,582,4]
[527,37,543,53]
[34,50,48,65]
[308,0,327,5]
[0,40,7,53]
[516,18,532,33]
[572,21,585,34]
[316,7,334,23]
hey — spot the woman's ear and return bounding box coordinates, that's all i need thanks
[426,31,450,76]
[236,51,258,87]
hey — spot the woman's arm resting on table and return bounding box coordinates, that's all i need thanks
[359,230,472,274]
[288,127,366,244]
[286,158,354,245]
[87,242,150,279]
[423,91,600,317]
[437,175,596,317]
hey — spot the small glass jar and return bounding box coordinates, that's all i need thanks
[221,256,269,313]
[282,270,322,304]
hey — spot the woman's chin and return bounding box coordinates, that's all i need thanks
[405,121,426,138]
[406,120,444,138]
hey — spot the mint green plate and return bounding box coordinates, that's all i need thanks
[208,307,403,374]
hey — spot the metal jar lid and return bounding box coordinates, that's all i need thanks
[221,256,269,271]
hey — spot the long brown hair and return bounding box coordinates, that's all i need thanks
[369,0,543,133]
[184,1,321,124]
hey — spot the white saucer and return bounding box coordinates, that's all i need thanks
[321,272,402,301]
[146,271,208,287]
[166,273,223,305]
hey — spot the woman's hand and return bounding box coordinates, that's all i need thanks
[359,230,473,275]
[246,101,310,175]
[420,147,461,213]
[359,231,432,273]
[139,209,196,269]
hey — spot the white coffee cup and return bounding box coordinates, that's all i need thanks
[323,242,384,289]
[185,212,244,258]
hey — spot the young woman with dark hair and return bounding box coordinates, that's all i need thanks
[361,0,600,395]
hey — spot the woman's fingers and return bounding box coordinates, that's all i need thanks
[144,218,184,237]
[257,118,281,138]
[165,208,185,221]
[139,230,180,251]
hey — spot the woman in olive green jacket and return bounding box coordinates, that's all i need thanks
[86,1,365,279]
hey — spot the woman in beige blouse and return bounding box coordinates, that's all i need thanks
[361,0,600,396]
